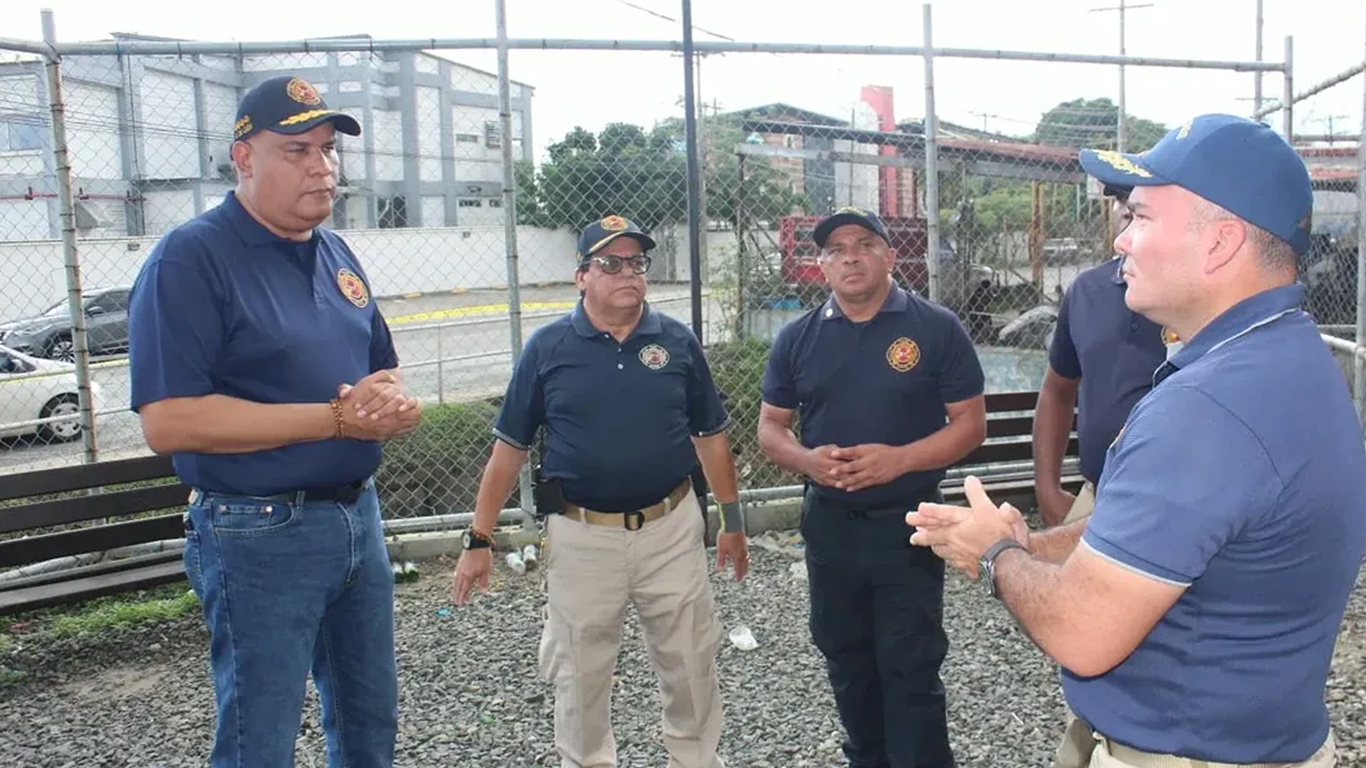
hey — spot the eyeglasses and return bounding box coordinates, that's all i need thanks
[590,254,652,275]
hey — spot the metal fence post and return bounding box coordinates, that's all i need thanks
[495,0,535,525]
[1355,14,1366,424]
[40,9,97,464]
[682,0,705,339]
[1281,36,1293,142]
[922,3,941,304]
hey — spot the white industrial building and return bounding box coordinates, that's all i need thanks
[0,33,535,241]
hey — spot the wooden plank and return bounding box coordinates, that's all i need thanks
[957,437,1079,467]
[983,390,1043,413]
[0,454,175,503]
[0,514,183,569]
[0,483,189,535]
[0,549,183,592]
[0,559,187,617]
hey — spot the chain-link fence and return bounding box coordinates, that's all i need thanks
[0,6,1360,523]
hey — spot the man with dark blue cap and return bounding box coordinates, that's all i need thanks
[907,114,1364,768]
[128,74,416,767]
[453,214,749,768]
[758,205,988,768]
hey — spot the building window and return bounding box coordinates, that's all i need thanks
[458,199,483,208]
[488,199,503,208]
[0,118,43,152]
[379,196,407,228]
[455,133,480,144]
[484,121,501,149]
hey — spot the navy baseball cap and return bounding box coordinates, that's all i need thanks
[1079,113,1312,255]
[813,206,891,249]
[576,215,656,262]
[234,75,361,142]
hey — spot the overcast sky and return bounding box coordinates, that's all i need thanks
[5,0,1363,163]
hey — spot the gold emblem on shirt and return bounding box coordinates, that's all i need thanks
[886,337,920,373]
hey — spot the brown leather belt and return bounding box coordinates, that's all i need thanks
[563,478,692,531]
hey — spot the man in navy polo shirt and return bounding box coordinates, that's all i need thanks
[757,206,987,768]
[128,75,419,768]
[1032,185,1173,527]
[908,114,1365,767]
[452,215,749,768]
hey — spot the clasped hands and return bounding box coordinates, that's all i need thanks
[904,475,1030,579]
[804,443,909,493]
[335,368,422,442]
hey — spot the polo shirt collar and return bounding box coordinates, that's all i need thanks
[571,299,662,339]
[221,190,316,248]
[820,283,910,321]
[1165,283,1305,372]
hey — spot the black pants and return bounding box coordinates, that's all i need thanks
[801,485,953,768]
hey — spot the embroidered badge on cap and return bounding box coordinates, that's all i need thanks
[638,343,669,370]
[336,268,370,308]
[886,336,920,373]
[286,77,322,106]
[1091,150,1153,178]
[601,215,628,232]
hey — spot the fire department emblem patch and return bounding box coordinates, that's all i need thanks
[336,268,369,308]
[286,77,322,106]
[601,215,628,232]
[639,343,669,370]
[886,336,920,373]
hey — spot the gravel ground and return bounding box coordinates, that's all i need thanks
[1,530,1363,768]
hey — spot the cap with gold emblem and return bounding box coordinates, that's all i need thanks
[575,215,657,263]
[233,75,361,143]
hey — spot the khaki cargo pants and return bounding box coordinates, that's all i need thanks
[1062,481,1096,525]
[1052,712,1337,768]
[538,490,725,768]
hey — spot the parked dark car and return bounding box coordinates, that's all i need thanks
[0,286,131,363]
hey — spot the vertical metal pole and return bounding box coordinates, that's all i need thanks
[495,0,534,521]
[1354,11,1366,424]
[1253,0,1264,116]
[681,0,705,338]
[436,330,445,406]
[922,3,941,304]
[1282,36,1294,142]
[42,10,97,464]
[1117,0,1127,153]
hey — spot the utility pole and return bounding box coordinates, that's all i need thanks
[1254,0,1264,116]
[1090,0,1154,153]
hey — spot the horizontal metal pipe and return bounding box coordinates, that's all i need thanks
[1321,333,1366,360]
[1253,59,1366,118]
[0,34,1283,71]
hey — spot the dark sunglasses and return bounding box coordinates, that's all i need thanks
[589,253,651,275]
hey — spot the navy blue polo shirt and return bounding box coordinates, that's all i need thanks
[493,300,730,513]
[1065,283,1366,763]
[760,285,986,509]
[128,191,399,496]
[1050,256,1169,485]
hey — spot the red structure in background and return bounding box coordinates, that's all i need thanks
[860,85,899,218]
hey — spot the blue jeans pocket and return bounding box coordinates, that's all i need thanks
[202,497,300,536]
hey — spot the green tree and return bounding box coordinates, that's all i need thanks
[1033,97,1167,152]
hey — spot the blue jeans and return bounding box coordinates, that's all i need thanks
[183,479,398,768]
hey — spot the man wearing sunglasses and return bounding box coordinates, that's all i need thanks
[453,214,748,768]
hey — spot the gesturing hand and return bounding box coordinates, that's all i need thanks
[904,476,1026,579]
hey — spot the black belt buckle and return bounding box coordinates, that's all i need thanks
[623,510,645,531]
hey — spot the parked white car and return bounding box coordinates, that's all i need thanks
[0,344,101,443]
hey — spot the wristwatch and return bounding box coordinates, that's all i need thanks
[462,528,493,550]
[979,538,1027,599]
